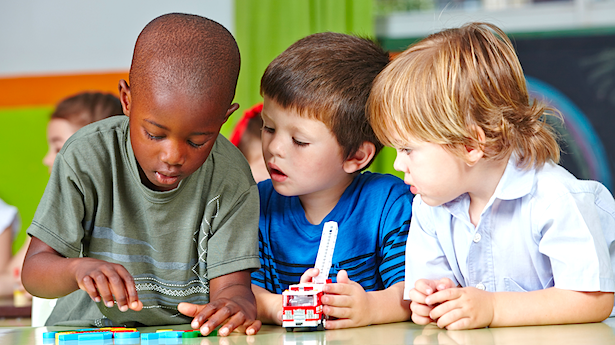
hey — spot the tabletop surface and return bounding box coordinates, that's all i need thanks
[1,318,615,345]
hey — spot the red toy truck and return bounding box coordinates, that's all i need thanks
[282,282,330,332]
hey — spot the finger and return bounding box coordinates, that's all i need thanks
[245,319,261,335]
[323,305,352,319]
[436,278,456,291]
[321,293,352,308]
[336,270,350,284]
[411,312,434,325]
[107,272,130,312]
[90,271,114,308]
[217,310,252,337]
[407,288,428,304]
[117,269,140,311]
[435,307,466,330]
[425,288,459,306]
[201,305,235,336]
[324,318,356,330]
[300,268,319,283]
[410,300,434,319]
[415,279,439,295]
[322,282,352,297]
[79,276,101,303]
[178,302,212,330]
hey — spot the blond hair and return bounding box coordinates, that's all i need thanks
[368,22,561,169]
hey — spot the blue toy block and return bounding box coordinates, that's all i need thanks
[141,332,159,340]
[114,331,140,339]
[158,331,183,338]
[77,331,113,341]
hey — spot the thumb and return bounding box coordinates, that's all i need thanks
[177,302,203,317]
[336,269,350,284]
[300,268,320,283]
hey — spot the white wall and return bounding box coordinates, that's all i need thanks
[0,0,234,77]
[376,0,615,38]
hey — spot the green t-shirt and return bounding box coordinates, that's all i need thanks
[28,116,260,326]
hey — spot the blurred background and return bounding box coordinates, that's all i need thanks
[1,0,614,255]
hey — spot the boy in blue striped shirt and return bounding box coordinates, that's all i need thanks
[251,32,413,329]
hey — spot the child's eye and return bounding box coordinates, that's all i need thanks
[188,140,205,148]
[262,126,274,134]
[398,148,412,155]
[293,138,308,147]
[145,131,163,141]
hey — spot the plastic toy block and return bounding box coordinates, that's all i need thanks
[43,332,57,339]
[114,331,140,339]
[182,330,201,338]
[156,329,174,332]
[158,331,183,338]
[141,332,160,340]
[77,331,113,341]
[57,332,79,341]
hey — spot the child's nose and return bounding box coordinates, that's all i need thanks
[160,140,186,166]
[393,152,405,172]
[267,135,285,158]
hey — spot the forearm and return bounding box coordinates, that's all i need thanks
[491,288,614,327]
[22,250,81,298]
[366,282,411,324]
[252,284,282,325]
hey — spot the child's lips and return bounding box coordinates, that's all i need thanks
[155,171,180,185]
[410,185,418,194]
[268,163,287,182]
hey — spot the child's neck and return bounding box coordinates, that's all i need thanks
[467,156,509,227]
[299,175,355,225]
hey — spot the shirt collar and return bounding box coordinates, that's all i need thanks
[494,155,535,201]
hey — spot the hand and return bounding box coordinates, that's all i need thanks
[178,301,262,336]
[72,257,142,312]
[408,278,455,325]
[300,268,320,283]
[319,270,372,329]
[179,271,260,336]
[426,286,495,330]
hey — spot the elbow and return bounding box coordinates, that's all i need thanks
[589,292,614,322]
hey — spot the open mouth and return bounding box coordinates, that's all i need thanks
[155,171,180,185]
[268,163,287,182]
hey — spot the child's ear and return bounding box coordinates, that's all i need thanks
[118,80,131,117]
[223,103,240,124]
[465,125,486,166]
[343,141,376,174]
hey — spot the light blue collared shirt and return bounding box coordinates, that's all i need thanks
[405,157,615,313]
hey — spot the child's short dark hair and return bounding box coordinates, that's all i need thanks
[130,13,240,108]
[260,32,389,168]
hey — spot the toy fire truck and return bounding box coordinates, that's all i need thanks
[282,222,338,332]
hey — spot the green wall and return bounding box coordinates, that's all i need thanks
[0,107,51,253]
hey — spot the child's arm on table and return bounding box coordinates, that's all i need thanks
[302,268,412,329]
[178,270,261,336]
[252,284,283,325]
[22,237,142,311]
[422,284,614,330]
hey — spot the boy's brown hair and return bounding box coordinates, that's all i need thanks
[261,32,389,168]
[368,22,561,169]
[52,92,122,127]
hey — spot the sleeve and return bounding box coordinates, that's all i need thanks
[378,184,412,289]
[26,153,87,258]
[404,196,459,300]
[538,183,615,292]
[203,179,261,280]
[251,180,276,291]
[0,198,19,236]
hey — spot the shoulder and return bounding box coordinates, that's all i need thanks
[206,135,255,189]
[61,116,127,155]
[352,172,413,202]
[532,163,613,203]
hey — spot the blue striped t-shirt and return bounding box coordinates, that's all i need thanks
[251,172,412,293]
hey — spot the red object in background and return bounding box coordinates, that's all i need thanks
[230,103,263,146]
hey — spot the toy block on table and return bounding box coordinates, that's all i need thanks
[43,327,139,344]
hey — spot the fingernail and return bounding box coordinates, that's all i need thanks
[201,326,209,335]
[191,320,199,328]
[106,301,114,308]
[426,288,433,294]
[94,297,101,302]
[220,327,229,336]
[425,297,431,304]
[131,302,139,309]
[119,305,128,312]
[438,284,445,290]
[247,329,254,335]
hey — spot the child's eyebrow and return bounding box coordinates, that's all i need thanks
[144,119,214,136]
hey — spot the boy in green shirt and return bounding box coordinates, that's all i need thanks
[22,13,261,336]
